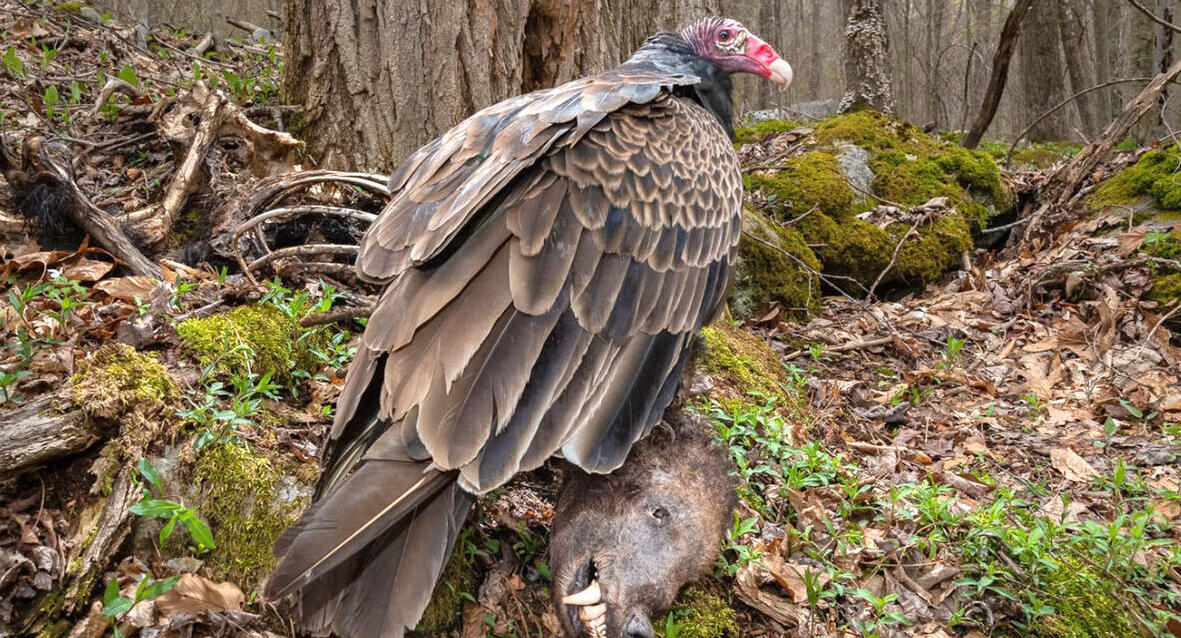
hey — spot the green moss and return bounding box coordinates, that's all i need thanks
[71,343,178,416]
[731,208,821,320]
[656,587,740,638]
[192,443,304,586]
[734,119,800,145]
[1144,228,1181,260]
[747,153,855,220]
[811,111,1011,217]
[177,304,314,382]
[165,207,208,251]
[698,321,788,398]
[1028,559,1141,638]
[53,1,85,14]
[1013,148,1066,169]
[1148,272,1181,306]
[893,215,974,284]
[796,213,890,286]
[416,530,480,635]
[1090,147,1181,211]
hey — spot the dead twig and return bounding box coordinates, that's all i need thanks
[300,305,375,327]
[781,336,893,361]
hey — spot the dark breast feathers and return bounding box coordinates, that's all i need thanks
[327,68,743,494]
[265,66,744,638]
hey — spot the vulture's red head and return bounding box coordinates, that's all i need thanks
[682,18,793,87]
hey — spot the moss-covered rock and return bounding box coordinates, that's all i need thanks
[191,443,305,587]
[72,345,180,493]
[656,586,740,638]
[1090,146,1181,211]
[698,321,787,398]
[731,208,821,320]
[176,304,315,382]
[71,344,178,418]
[734,119,800,145]
[1029,559,1143,638]
[742,111,1008,293]
[747,153,856,220]
[1148,272,1181,306]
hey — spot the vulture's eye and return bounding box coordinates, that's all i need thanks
[717,30,731,43]
[650,506,669,523]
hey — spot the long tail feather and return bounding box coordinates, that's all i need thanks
[266,435,473,637]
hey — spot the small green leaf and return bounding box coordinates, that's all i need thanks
[159,513,178,546]
[117,64,138,87]
[136,457,162,491]
[139,575,180,600]
[180,512,216,549]
[102,577,121,606]
[130,498,181,518]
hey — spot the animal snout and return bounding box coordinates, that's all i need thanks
[624,613,655,638]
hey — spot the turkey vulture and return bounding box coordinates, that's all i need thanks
[265,17,790,638]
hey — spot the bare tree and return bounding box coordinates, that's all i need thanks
[283,0,718,171]
[1153,0,1175,126]
[1056,0,1099,136]
[840,0,895,113]
[963,0,1036,148]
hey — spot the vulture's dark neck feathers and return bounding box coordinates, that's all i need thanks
[622,32,735,138]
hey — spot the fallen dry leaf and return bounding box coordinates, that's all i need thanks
[62,257,114,282]
[93,276,162,302]
[153,573,244,616]
[1050,447,1099,482]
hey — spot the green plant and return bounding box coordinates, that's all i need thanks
[2,47,23,78]
[102,571,179,637]
[936,335,966,371]
[130,457,216,552]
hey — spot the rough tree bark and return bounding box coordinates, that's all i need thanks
[962,0,1036,149]
[1055,0,1098,136]
[283,0,718,172]
[1093,0,1116,125]
[1153,0,1174,127]
[840,0,894,114]
[1019,0,1069,140]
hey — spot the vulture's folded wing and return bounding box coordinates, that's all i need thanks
[340,85,743,493]
[267,70,744,628]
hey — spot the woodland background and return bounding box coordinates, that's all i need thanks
[96,0,1181,154]
[1,0,1179,637]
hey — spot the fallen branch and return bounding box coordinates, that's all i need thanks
[0,394,92,477]
[1004,77,1160,166]
[300,304,375,327]
[1022,56,1181,245]
[781,336,893,361]
[89,77,140,118]
[126,84,303,246]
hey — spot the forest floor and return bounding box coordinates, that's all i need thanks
[0,3,1179,638]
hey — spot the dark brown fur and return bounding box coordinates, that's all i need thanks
[550,415,736,638]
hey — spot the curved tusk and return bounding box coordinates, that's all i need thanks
[561,580,602,606]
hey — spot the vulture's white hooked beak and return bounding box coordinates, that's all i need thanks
[746,34,794,88]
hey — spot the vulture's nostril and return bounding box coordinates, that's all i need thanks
[625,614,655,638]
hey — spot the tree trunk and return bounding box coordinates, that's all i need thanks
[808,0,823,96]
[840,0,895,114]
[283,0,718,172]
[962,0,1036,149]
[1154,0,1175,127]
[1055,0,1098,136]
[1093,0,1116,125]
[1019,0,1070,141]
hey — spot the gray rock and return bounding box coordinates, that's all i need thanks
[836,142,874,204]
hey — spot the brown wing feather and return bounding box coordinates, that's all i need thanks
[269,70,741,638]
